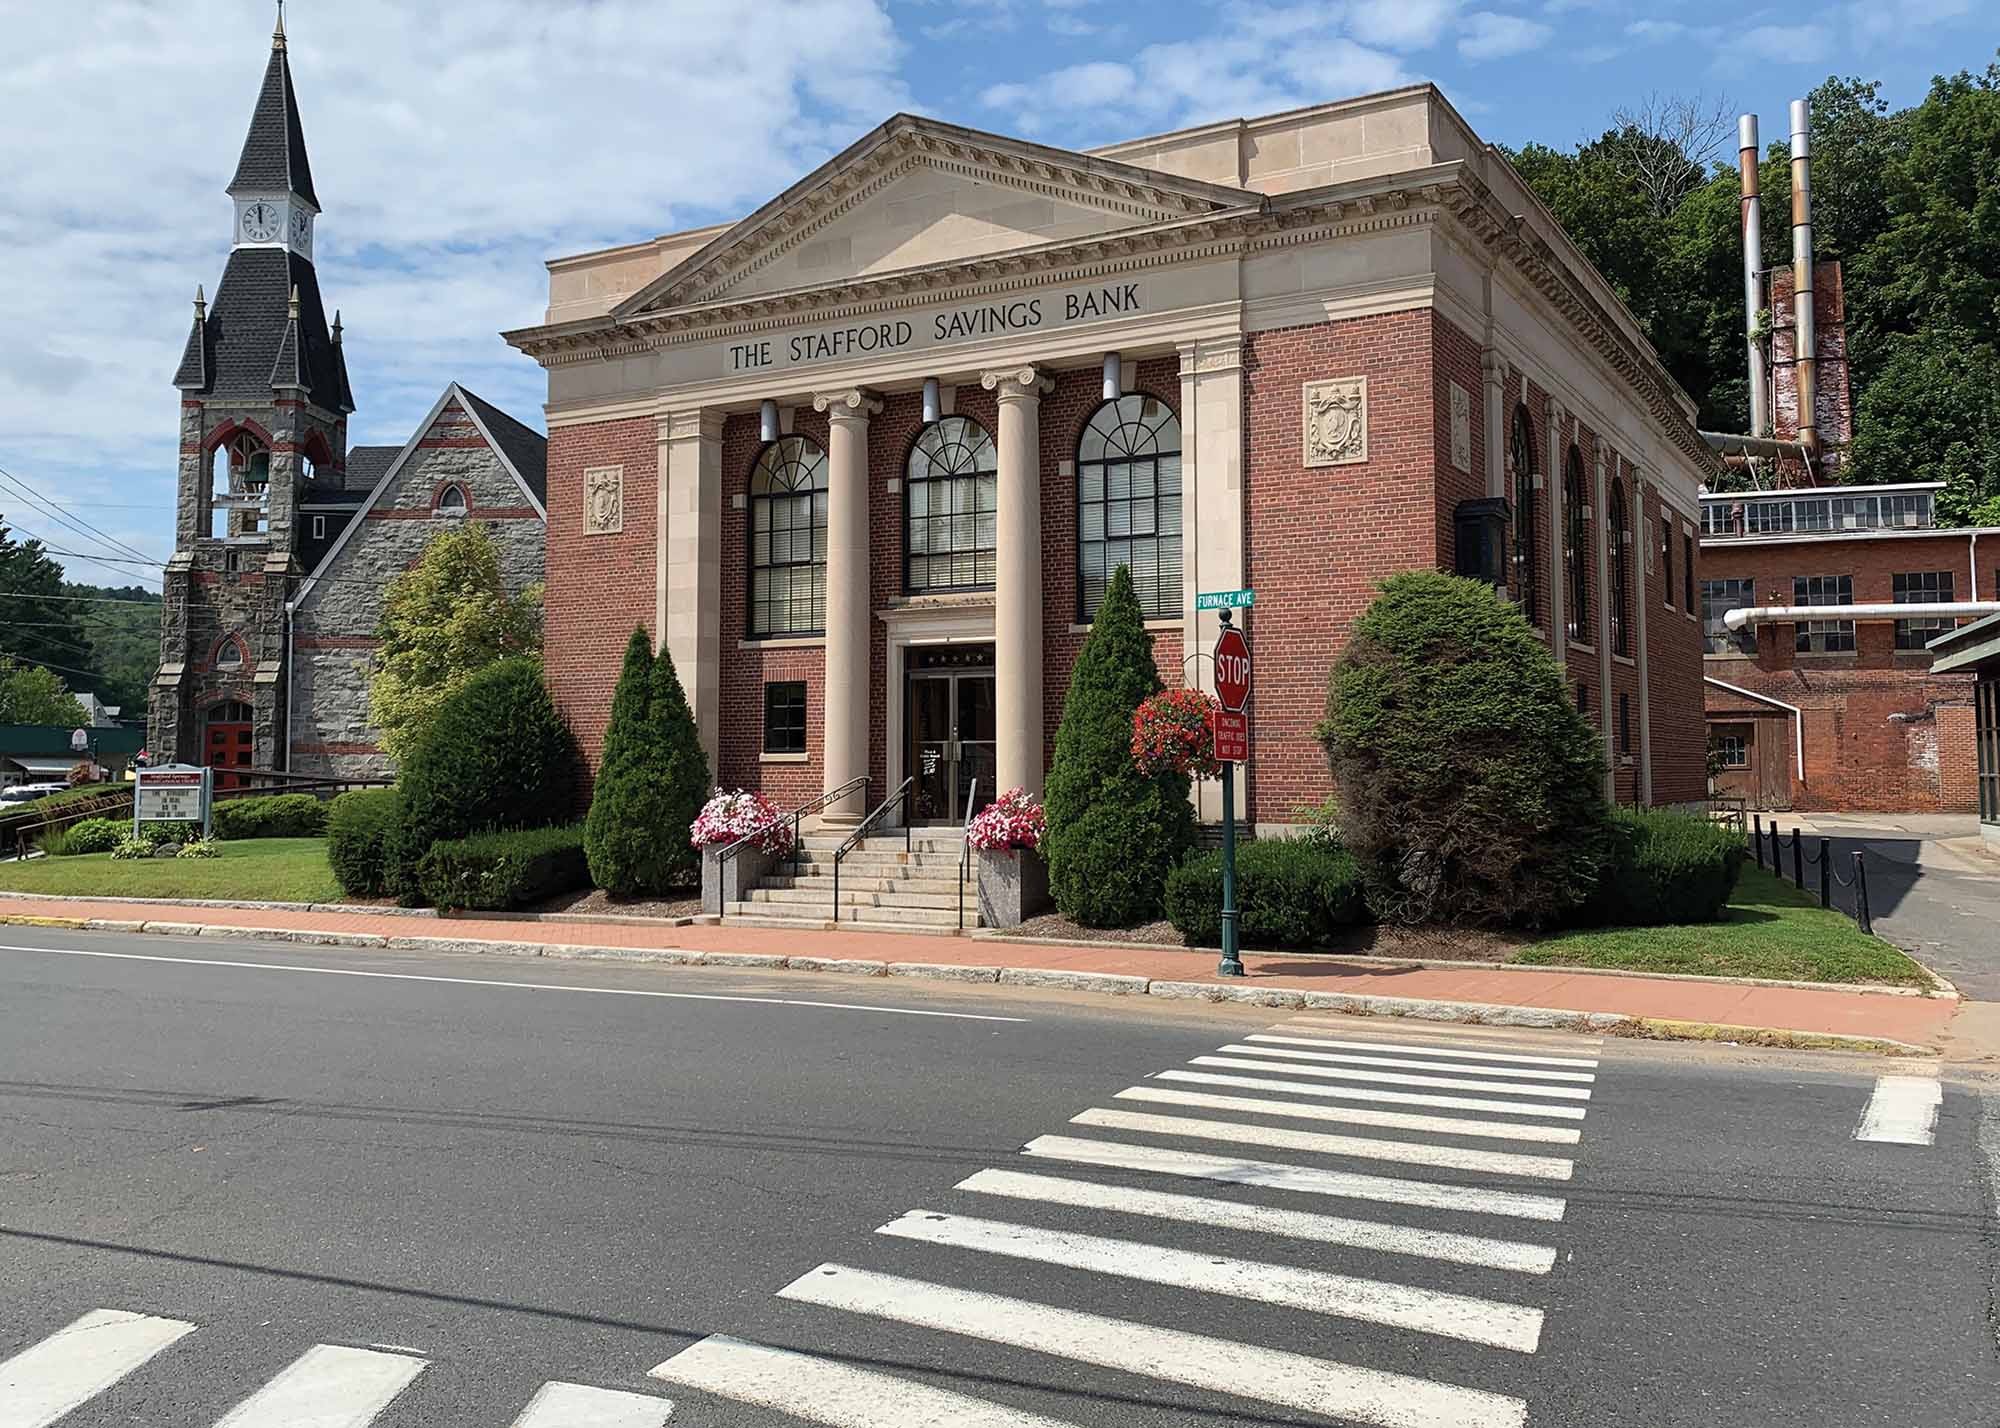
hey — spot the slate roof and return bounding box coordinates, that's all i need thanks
[459,388,548,504]
[173,247,346,414]
[228,41,319,209]
[341,445,401,494]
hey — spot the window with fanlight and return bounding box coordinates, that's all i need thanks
[905,416,998,593]
[747,436,828,637]
[1564,446,1589,643]
[436,484,468,514]
[1608,478,1630,657]
[1076,394,1182,621]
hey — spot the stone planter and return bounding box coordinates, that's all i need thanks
[977,844,1050,928]
[701,839,780,916]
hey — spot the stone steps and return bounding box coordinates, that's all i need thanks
[746,885,966,911]
[719,912,973,936]
[727,827,976,935]
[762,873,964,896]
[724,899,974,929]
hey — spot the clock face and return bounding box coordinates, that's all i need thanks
[240,201,281,242]
[290,208,312,253]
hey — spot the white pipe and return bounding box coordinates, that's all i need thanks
[759,399,780,443]
[1723,600,2000,631]
[1789,99,1818,454]
[921,377,941,424]
[282,600,294,774]
[1738,114,1767,440]
[1705,676,1805,781]
[1102,352,1121,402]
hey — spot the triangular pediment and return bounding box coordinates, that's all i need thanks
[613,116,1257,318]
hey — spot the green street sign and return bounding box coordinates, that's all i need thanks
[1195,588,1256,611]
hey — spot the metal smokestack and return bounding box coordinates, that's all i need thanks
[1738,114,1768,440]
[1789,98,1819,457]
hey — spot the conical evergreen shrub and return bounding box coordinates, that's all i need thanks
[1044,565,1195,926]
[584,628,655,894]
[647,640,711,891]
[583,627,712,895]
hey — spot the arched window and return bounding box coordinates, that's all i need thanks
[210,429,270,539]
[1076,394,1181,621]
[207,700,253,725]
[212,635,246,671]
[1608,477,1630,657]
[1564,445,1589,643]
[435,484,468,514]
[747,436,828,637]
[905,415,997,593]
[1510,406,1539,628]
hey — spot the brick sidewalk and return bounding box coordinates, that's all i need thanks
[0,895,1959,1050]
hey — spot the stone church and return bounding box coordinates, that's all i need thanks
[152,16,546,784]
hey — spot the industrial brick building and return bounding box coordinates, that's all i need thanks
[507,85,1715,839]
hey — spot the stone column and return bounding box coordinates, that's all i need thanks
[1481,351,1508,501]
[658,408,725,775]
[1593,445,1616,791]
[1633,466,1655,806]
[981,366,1056,801]
[811,388,881,820]
[1545,397,1567,669]
[1179,336,1247,825]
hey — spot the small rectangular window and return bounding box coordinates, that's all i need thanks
[1575,682,1589,714]
[1714,731,1748,768]
[1682,533,1694,612]
[1662,520,1674,608]
[1893,570,1956,650]
[1702,578,1757,654]
[762,681,807,755]
[311,515,326,539]
[1793,574,1855,653]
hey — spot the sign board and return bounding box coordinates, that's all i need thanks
[134,764,212,838]
[1212,708,1248,764]
[69,728,88,753]
[1195,588,1256,611]
[1214,626,1251,714]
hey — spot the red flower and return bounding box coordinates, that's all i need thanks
[1132,688,1221,779]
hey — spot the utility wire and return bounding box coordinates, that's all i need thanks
[0,591,165,608]
[0,648,115,683]
[0,462,165,565]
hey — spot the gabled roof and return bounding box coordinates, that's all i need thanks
[610,112,1258,320]
[173,248,343,413]
[458,388,549,504]
[342,444,401,494]
[228,33,319,210]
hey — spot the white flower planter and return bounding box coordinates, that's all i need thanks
[977,845,1050,928]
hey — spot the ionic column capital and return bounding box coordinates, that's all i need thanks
[980,366,1056,402]
[811,388,882,421]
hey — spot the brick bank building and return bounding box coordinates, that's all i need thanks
[508,87,1714,832]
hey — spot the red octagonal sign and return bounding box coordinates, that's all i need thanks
[1214,626,1251,713]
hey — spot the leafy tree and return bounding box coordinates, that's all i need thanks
[1849,334,2000,508]
[0,657,84,725]
[369,522,542,763]
[67,583,162,720]
[1043,564,1194,927]
[0,521,92,681]
[583,628,710,895]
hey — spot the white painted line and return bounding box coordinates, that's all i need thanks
[1190,1054,1592,1101]
[1116,1085,1581,1144]
[1250,1032,1599,1069]
[880,1210,1544,1351]
[509,1381,675,1428]
[954,1167,1558,1274]
[1071,1107,1573,1180]
[649,1334,1077,1426]
[1224,1042,1595,1083]
[0,1309,195,1428]
[0,944,1026,1023]
[1163,1067,1588,1120]
[212,1344,427,1428]
[1854,1073,1942,1146]
[1280,1018,1601,1048]
[1022,1135,1567,1221]
[778,1264,1527,1428]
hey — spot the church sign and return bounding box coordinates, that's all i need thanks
[133,765,213,839]
[726,280,1146,376]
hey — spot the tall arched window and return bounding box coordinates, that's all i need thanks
[1510,406,1539,628]
[1608,477,1630,657]
[1077,394,1182,621]
[905,416,997,593]
[747,436,828,637]
[1564,445,1589,643]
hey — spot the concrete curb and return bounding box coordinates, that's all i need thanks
[0,890,438,917]
[0,911,1940,1055]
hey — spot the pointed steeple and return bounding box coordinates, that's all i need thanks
[228,5,319,211]
[330,310,357,414]
[173,284,209,391]
[270,284,311,394]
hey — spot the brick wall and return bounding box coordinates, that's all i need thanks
[1646,484,1708,804]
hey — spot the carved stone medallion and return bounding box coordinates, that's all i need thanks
[1302,377,1367,467]
[583,465,623,536]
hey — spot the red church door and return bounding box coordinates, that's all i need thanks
[205,701,254,791]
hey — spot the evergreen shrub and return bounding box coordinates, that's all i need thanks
[416,824,588,911]
[584,628,710,895]
[1575,807,1746,927]
[328,788,400,898]
[1164,838,1367,948]
[1044,565,1194,926]
[1318,571,1609,929]
[212,793,328,841]
[50,817,123,855]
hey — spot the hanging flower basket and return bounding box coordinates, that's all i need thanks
[690,789,794,855]
[966,788,1047,852]
[1132,688,1221,779]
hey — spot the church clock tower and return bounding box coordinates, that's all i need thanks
[152,9,355,782]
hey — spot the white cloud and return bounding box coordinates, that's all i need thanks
[1847,0,1976,43]
[1345,0,1465,50]
[1625,19,1687,42]
[1736,22,1832,65]
[1457,11,1553,61]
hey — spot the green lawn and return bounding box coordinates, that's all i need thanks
[1514,864,1930,985]
[0,838,342,904]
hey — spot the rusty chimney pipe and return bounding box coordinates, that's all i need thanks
[1789,98,1819,458]
[1738,114,1768,440]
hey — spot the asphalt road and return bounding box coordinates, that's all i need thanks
[1805,822,2000,1000]
[1,925,1995,1426]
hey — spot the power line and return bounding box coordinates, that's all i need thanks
[0,462,166,565]
[0,648,114,683]
[10,540,163,588]
[0,591,164,608]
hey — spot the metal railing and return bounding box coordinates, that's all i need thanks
[832,777,915,922]
[958,778,979,931]
[1751,814,1873,934]
[714,775,869,880]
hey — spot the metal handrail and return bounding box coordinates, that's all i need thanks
[958,778,979,930]
[832,777,916,922]
[715,775,869,876]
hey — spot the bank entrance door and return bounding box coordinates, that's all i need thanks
[907,644,997,825]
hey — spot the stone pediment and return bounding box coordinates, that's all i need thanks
[612,115,1257,318]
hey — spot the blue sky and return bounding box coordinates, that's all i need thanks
[0,0,1989,588]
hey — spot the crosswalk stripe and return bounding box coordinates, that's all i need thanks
[649,1334,1080,1425]
[1854,1073,1942,1146]
[1280,1018,1601,1048]
[1116,1085,1582,1144]
[0,1309,195,1428]
[954,1167,1559,1273]
[212,1344,427,1428]
[1224,1043,1596,1084]
[879,1210,1544,1351]
[1249,1032,1599,1069]
[778,1263,1528,1428]
[1162,1067,1589,1120]
[509,1381,676,1427]
[1191,1055,1593,1101]
[1072,1107,1574,1180]
[1022,1135,1567,1220]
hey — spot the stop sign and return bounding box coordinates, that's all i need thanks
[1214,626,1251,713]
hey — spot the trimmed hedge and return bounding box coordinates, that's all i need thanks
[51,816,124,855]
[416,824,588,911]
[1164,838,1368,949]
[212,793,329,841]
[328,788,401,898]
[1575,808,1747,927]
